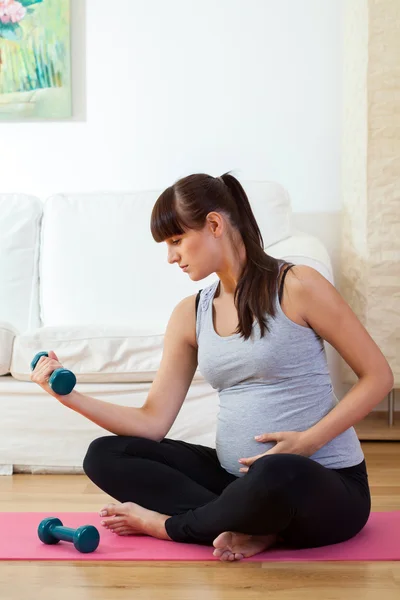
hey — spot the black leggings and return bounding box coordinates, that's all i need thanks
[83,435,371,548]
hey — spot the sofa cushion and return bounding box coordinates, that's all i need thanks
[11,325,205,383]
[0,322,17,376]
[242,180,292,247]
[0,195,42,333]
[39,182,292,328]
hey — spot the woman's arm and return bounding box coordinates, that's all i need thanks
[31,353,163,440]
[61,390,162,440]
[288,266,394,451]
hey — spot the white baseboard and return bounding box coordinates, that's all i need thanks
[12,465,85,475]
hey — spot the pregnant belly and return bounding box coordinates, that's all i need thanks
[215,390,336,477]
[216,419,278,478]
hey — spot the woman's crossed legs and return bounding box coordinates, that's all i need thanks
[83,435,371,561]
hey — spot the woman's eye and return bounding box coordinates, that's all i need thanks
[172,240,180,245]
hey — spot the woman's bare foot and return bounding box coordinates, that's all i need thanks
[213,531,279,562]
[99,502,172,540]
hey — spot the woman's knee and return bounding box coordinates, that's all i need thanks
[248,453,307,495]
[83,435,114,477]
[82,434,156,478]
[83,435,133,476]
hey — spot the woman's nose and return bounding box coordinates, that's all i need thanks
[168,253,178,265]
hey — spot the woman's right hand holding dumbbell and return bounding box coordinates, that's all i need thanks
[30,351,76,399]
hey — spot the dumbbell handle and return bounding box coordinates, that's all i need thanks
[30,351,76,396]
[50,525,77,543]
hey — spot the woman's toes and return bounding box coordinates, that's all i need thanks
[101,515,122,528]
[108,517,125,530]
[223,552,234,562]
[111,525,126,533]
[99,502,118,517]
[112,526,131,536]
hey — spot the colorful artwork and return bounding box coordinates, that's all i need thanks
[0,0,71,119]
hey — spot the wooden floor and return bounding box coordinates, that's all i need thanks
[0,441,399,600]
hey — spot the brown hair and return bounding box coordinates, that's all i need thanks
[150,172,290,340]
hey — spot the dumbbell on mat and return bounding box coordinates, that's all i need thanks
[30,351,76,395]
[38,517,100,553]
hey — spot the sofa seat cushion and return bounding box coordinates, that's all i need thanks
[11,325,204,383]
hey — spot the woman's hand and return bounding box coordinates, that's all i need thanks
[238,431,317,473]
[30,350,65,399]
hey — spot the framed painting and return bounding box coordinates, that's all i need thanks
[0,0,71,119]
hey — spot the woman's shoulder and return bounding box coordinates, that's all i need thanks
[276,264,321,329]
[279,264,324,290]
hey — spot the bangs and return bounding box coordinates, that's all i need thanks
[150,186,191,243]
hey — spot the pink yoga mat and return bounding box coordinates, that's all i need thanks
[0,512,399,561]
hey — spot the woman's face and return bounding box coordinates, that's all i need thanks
[166,223,220,281]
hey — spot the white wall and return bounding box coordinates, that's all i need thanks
[0,0,343,212]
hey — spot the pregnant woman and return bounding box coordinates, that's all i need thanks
[31,172,393,561]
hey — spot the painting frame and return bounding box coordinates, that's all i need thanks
[0,0,72,120]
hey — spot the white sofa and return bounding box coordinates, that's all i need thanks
[0,182,337,474]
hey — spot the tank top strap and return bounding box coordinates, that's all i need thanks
[196,289,202,317]
[278,262,295,304]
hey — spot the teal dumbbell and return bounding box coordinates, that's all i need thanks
[38,517,100,553]
[30,351,76,395]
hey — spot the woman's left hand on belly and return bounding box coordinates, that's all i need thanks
[238,430,316,473]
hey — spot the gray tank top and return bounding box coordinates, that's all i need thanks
[195,260,364,478]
